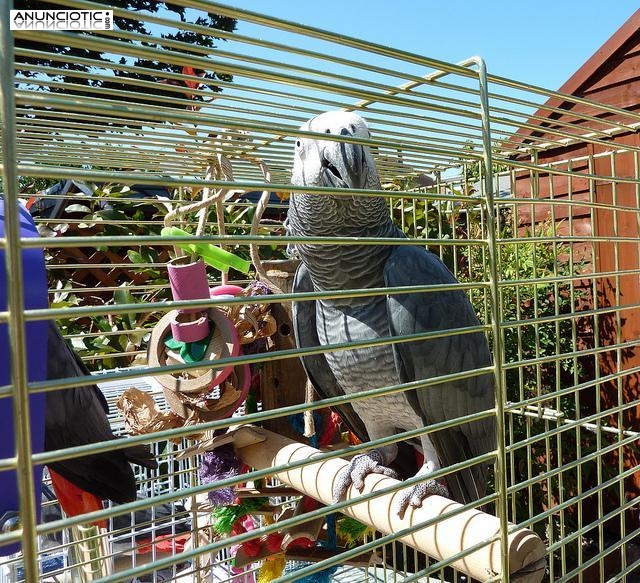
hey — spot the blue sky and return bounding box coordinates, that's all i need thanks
[229,1,638,92]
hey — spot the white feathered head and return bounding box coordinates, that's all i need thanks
[291,110,379,191]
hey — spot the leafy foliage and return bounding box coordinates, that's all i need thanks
[46,184,172,368]
[390,177,456,271]
[7,175,59,193]
[44,184,286,369]
[459,206,627,576]
[13,0,236,121]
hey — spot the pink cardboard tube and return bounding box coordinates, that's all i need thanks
[211,284,244,297]
[168,257,210,315]
[170,315,210,344]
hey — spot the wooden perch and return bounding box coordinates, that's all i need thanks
[226,425,545,583]
[234,486,301,498]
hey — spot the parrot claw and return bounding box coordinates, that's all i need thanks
[395,479,449,519]
[333,450,398,503]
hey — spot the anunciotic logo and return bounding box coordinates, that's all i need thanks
[10,10,113,31]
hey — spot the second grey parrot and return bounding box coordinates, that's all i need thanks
[286,110,495,517]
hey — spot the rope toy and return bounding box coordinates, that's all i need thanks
[289,410,342,449]
[211,498,267,535]
[199,445,244,507]
[256,515,285,582]
[283,513,339,583]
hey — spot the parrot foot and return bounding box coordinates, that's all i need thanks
[395,479,449,519]
[333,450,398,503]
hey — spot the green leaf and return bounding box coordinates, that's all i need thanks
[110,185,131,197]
[138,247,157,264]
[65,204,92,214]
[95,209,128,222]
[114,285,135,307]
[127,250,144,264]
[114,284,137,329]
[94,317,113,333]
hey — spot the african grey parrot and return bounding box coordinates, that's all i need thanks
[286,110,495,517]
[45,321,157,506]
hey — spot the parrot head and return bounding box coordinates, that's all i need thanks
[286,110,395,270]
[291,110,379,191]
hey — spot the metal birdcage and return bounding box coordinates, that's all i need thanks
[1,2,640,582]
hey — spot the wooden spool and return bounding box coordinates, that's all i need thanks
[147,307,245,421]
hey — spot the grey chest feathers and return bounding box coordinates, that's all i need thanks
[315,296,425,439]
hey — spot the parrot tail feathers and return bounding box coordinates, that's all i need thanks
[429,430,489,506]
[49,468,107,528]
[124,443,158,470]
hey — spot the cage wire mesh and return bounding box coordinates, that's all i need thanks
[1,1,640,582]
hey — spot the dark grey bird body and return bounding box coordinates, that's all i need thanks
[287,111,495,512]
[318,292,422,436]
[45,322,157,503]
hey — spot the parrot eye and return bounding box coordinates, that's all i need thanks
[296,140,301,147]
[350,124,356,133]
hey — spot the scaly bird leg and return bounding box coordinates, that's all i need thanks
[332,449,398,503]
[395,435,449,518]
[394,463,449,519]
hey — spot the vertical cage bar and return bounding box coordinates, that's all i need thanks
[0,3,40,580]
[472,55,510,581]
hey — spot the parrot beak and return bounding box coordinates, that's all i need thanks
[320,140,367,190]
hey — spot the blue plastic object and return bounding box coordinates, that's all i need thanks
[0,201,48,556]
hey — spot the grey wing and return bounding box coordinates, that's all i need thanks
[292,263,370,442]
[384,246,496,504]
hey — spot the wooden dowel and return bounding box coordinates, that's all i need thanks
[231,426,546,583]
[234,486,301,498]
